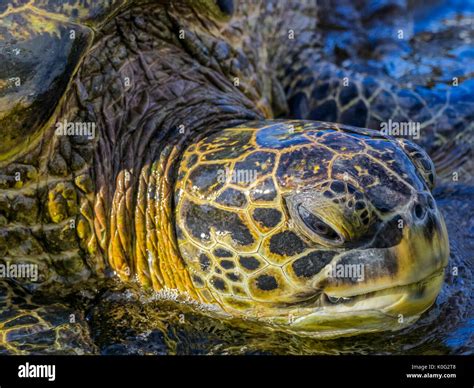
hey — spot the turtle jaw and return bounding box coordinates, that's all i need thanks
[273,208,450,337]
[286,270,445,337]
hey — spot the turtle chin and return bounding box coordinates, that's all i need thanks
[273,209,450,338]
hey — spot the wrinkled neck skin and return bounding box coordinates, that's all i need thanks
[0,1,318,295]
[66,2,315,295]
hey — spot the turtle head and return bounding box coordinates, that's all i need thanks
[175,121,448,337]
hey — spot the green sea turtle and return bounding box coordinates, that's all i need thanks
[174,119,449,335]
[0,0,470,353]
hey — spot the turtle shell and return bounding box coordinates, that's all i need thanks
[0,1,126,163]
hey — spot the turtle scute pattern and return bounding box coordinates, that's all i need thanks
[174,121,436,314]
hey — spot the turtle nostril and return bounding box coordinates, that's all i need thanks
[413,203,426,220]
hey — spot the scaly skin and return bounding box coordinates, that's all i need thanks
[0,0,470,351]
[0,0,300,352]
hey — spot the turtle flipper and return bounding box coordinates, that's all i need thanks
[0,5,94,163]
[0,280,97,355]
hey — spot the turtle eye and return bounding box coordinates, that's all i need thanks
[297,205,342,242]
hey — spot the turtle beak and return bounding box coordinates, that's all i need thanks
[321,201,448,288]
[313,199,449,318]
[286,204,449,335]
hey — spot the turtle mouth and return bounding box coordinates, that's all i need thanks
[284,269,446,336]
[319,268,445,309]
[266,210,450,336]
